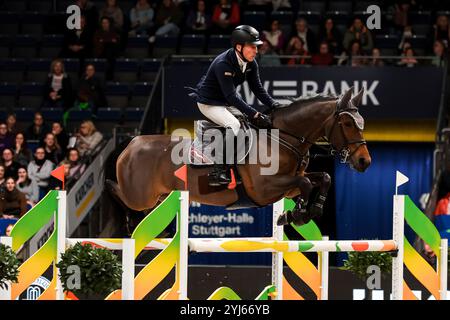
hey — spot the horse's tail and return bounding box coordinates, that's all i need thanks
[102,136,139,236]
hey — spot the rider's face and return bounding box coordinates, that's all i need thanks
[238,44,258,62]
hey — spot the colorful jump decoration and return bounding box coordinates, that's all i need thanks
[0,187,447,300]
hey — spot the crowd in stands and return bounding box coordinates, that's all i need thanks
[0,112,104,224]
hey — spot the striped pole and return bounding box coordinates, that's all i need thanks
[272,200,284,300]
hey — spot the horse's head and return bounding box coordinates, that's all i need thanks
[327,87,371,172]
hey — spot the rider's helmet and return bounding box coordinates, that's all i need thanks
[231,25,263,48]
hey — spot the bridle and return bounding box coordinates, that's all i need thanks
[272,105,367,165]
[324,107,367,164]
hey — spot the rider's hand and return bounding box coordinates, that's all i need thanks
[252,112,272,129]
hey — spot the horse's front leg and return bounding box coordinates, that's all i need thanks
[304,171,331,219]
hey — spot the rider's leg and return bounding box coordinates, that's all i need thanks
[197,103,241,185]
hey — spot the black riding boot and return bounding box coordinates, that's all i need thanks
[208,163,231,186]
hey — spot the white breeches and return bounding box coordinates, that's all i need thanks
[197,103,243,136]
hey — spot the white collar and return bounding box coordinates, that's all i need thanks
[235,51,247,72]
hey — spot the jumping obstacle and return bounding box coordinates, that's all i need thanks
[0,188,448,300]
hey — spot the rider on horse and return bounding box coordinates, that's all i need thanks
[190,25,281,187]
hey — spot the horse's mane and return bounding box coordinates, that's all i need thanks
[278,93,338,109]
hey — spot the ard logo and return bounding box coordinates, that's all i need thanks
[18,276,50,300]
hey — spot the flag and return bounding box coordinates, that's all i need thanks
[51,165,65,190]
[396,170,409,188]
[174,165,188,190]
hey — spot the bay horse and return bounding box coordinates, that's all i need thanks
[105,87,371,230]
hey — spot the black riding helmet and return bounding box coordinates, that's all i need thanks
[231,25,263,62]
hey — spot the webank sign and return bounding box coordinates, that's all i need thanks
[163,65,444,120]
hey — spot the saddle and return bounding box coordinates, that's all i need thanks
[189,117,253,166]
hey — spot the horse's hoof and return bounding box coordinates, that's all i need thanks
[309,204,323,219]
[276,212,290,226]
[291,208,311,226]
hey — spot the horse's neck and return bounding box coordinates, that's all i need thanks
[272,100,335,143]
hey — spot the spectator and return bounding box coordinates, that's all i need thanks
[93,17,120,58]
[286,36,309,65]
[66,148,87,179]
[6,113,17,135]
[0,123,14,154]
[129,0,155,36]
[393,1,410,31]
[99,0,124,31]
[434,15,450,49]
[398,25,413,53]
[0,165,6,187]
[0,177,28,218]
[16,167,39,207]
[262,19,285,54]
[94,17,120,80]
[4,223,13,236]
[42,133,64,165]
[432,40,446,67]
[186,0,211,34]
[318,18,342,54]
[25,112,51,142]
[257,40,281,66]
[338,40,365,66]
[75,120,104,157]
[292,18,317,54]
[28,147,55,198]
[434,192,450,215]
[152,0,183,38]
[61,15,93,61]
[75,0,99,33]
[368,48,385,66]
[311,42,334,66]
[211,0,240,34]
[398,47,418,67]
[51,122,70,155]
[13,132,32,167]
[2,148,20,180]
[343,18,373,54]
[41,59,74,112]
[74,64,107,118]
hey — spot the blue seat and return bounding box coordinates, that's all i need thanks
[243,11,266,31]
[0,12,20,35]
[97,108,123,121]
[154,35,178,58]
[27,59,52,82]
[105,82,130,109]
[140,59,162,82]
[125,36,149,59]
[56,0,73,12]
[40,108,64,121]
[0,59,26,83]
[129,82,152,110]
[328,1,353,12]
[300,0,326,13]
[297,11,321,24]
[41,34,64,58]
[353,1,379,12]
[114,59,139,82]
[21,12,46,36]
[18,82,43,109]
[0,82,18,109]
[28,0,53,13]
[271,11,293,26]
[179,34,206,55]
[13,35,38,59]
[207,35,231,54]
[1,0,27,11]
[324,11,350,24]
[375,34,400,49]
[409,35,427,50]
[409,11,432,24]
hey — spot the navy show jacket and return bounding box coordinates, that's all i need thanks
[192,48,277,117]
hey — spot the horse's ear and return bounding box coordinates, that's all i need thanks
[351,88,364,107]
[338,86,354,110]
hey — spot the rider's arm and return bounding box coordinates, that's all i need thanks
[214,62,259,117]
[247,61,278,108]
